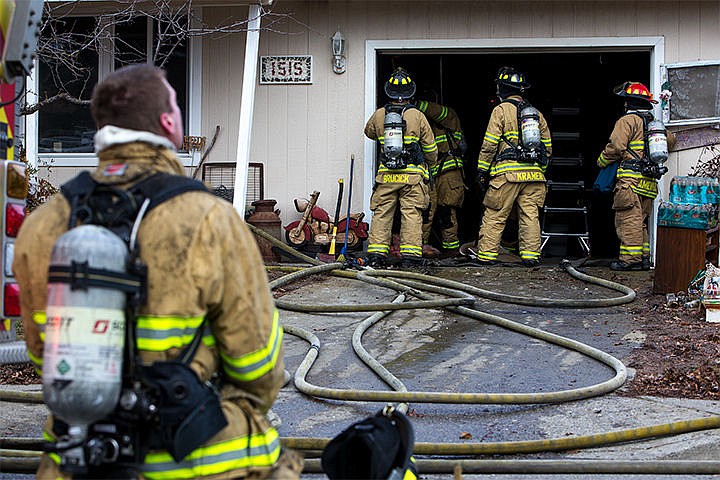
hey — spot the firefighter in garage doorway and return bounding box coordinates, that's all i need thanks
[474,66,552,267]
[417,94,468,259]
[597,81,676,271]
[364,67,438,268]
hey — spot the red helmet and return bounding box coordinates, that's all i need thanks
[614,81,658,104]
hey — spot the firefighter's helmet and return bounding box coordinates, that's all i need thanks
[613,81,658,104]
[384,68,417,100]
[495,66,530,91]
[321,406,417,480]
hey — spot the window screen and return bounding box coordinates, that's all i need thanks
[664,62,720,126]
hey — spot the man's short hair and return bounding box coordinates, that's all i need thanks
[90,64,172,135]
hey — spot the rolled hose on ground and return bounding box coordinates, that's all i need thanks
[276,261,628,404]
[3,226,714,473]
[5,450,720,476]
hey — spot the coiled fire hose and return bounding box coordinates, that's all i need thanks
[2,224,720,476]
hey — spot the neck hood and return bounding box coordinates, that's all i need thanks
[94,125,177,154]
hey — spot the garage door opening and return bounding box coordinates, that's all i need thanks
[375,50,651,259]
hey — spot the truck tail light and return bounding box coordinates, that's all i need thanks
[4,282,20,317]
[6,202,24,237]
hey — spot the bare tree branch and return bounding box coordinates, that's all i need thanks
[20,92,89,116]
[24,0,311,115]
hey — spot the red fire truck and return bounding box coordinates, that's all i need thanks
[0,0,42,343]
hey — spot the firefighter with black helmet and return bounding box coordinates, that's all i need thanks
[417,95,467,259]
[597,81,676,271]
[474,66,552,266]
[364,67,438,268]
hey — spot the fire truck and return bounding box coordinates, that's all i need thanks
[0,0,42,343]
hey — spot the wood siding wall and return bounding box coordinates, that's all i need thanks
[200,1,720,220]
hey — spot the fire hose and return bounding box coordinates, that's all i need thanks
[3,224,720,476]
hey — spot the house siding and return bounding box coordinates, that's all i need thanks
[196,1,719,223]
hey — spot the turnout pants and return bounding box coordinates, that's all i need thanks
[422,169,464,251]
[613,178,653,264]
[368,173,429,258]
[476,175,546,262]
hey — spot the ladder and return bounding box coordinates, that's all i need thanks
[540,177,591,257]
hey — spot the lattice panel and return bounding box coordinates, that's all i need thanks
[202,163,263,205]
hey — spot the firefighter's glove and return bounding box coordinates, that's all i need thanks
[456,138,468,158]
[476,171,489,197]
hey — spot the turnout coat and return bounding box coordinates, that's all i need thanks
[13,127,286,479]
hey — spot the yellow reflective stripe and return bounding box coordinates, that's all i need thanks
[490,163,544,176]
[443,240,460,249]
[32,311,46,342]
[399,245,422,256]
[541,138,552,147]
[597,154,610,167]
[33,311,46,326]
[417,100,428,112]
[422,142,438,153]
[477,160,492,170]
[368,244,390,254]
[504,131,519,140]
[143,429,281,479]
[617,168,643,179]
[435,134,448,143]
[136,315,205,352]
[484,132,500,144]
[27,349,42,371]
[404,135,419,143]
[437,106,448,121]
[202,332,216,347]
[378,164,429,178]
[520,250,541,260]
[221,310,282,382]
[476,251,498,261]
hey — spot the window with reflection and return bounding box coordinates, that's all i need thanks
[38,17,188,154]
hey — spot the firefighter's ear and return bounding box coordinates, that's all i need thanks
[160,112,174,132]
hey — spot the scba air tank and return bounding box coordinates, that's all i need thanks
[43,225,128,428]
[519,105,542,150]
[647,119,669,164]
[383,110,404,160]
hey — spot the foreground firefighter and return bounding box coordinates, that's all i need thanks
[364,67,438,268]
[13,64,300,479]
[474,67,552,267]
[596,81,676,271]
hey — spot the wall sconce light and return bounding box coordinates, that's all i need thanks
[331,30,346,74]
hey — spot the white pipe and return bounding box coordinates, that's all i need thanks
[232,4,262,217]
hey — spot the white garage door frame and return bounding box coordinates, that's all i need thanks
[363,36,665,256]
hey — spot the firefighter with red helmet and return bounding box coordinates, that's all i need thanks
[597,81,676,271]
[474,67,552,266]
[417,97,467,258]
[364,68,438,268]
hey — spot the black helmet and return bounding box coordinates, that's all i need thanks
[384,68,417,100]
[322,406,417,480]
[495,66,530,95]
